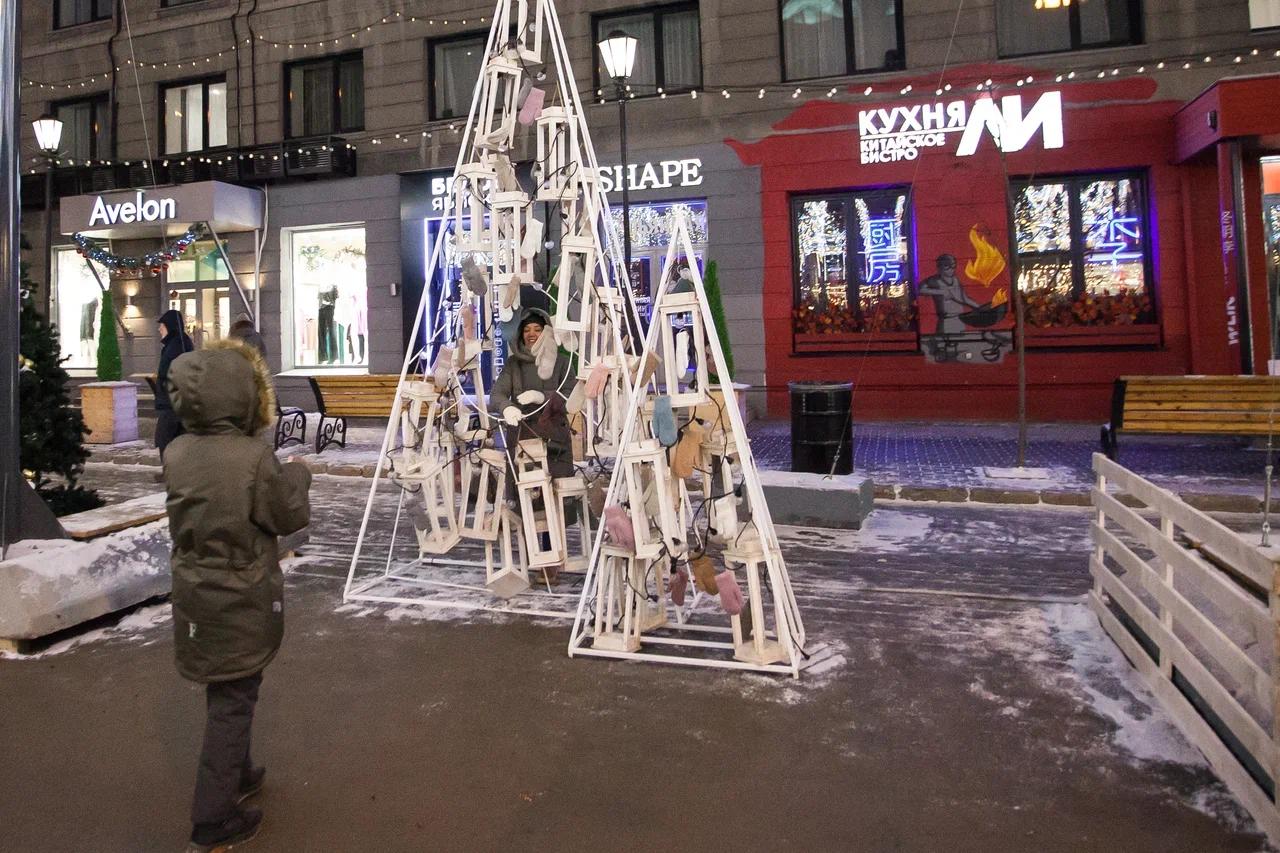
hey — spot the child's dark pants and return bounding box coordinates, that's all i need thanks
[191,672,262,826]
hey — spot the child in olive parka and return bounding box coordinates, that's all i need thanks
[162,338,311,851]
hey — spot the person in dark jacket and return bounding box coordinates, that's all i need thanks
[228,312,267,359]
[163,338,311,851]
[155,309,194,458]
[490,307,576,480]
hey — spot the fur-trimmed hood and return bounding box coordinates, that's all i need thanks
[167,338,276,436]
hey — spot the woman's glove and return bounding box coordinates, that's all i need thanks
[503,406,524,426]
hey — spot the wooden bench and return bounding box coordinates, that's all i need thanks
[1102,375,1280,459]
[309,375,414,453]
[144,374,307,451]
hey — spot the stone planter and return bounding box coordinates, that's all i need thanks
[81,381,139,445]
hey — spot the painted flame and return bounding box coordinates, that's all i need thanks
[964,226,1007,288]
[990,288,1009,307]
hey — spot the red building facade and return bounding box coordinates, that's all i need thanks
[730,65,1280,420]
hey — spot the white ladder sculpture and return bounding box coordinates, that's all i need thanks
[342,0,641,612]
[568,212,808,676]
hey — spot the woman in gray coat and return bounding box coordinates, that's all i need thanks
[489,307,576,479]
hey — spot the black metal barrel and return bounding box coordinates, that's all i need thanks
[789,381,853,475]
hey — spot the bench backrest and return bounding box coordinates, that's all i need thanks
[1116,375,1280,435]
[309,375,419,418]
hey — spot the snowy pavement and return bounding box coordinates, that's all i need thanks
[1,469,1274,851]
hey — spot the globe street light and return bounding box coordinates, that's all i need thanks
[32,114,63,317]
[597,30,637,302]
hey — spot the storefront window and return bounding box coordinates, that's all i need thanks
[594,4,702,95]
[430,34,487,120]
[162,79,227,154]
[780,0,903,80]
[1252,0,1280,29]
[52,247,109,370]
[168,287,231,349]
[996,0,1140,57]
[286,53,364,138]
[166,240,229,283]
[609,200,708,302]
[792,189,914,335]
[1013,174,1154,328]
[55,96,110,161]
[288,226,369,368]
[55,0,111,28]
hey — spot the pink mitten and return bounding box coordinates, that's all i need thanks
[716,570,744,616]
[669,565,688,607]
[603,505,635,551]
[518,86,546,125]
[585,362,610,399]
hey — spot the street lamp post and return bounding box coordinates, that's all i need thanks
[597,30,637,297]
[33,115,63,318]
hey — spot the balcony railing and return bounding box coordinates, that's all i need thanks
[21,135,357,209]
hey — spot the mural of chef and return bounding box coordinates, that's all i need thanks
[918,254,981,335]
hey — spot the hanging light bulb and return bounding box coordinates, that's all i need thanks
[1034,0,1071,7]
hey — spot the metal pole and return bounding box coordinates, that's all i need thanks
[43,159,54,318]
[1,0,22,549]
[617,82,631,293]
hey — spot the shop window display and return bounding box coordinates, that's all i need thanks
[1013,173,1154,329]
[289,226,369,368]
[53,247,109,370]
[791,190,914,337]
[609,200,708,307]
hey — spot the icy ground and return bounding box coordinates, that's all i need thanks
[2,465,1272,851]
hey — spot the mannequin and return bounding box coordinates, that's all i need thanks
[79,293,99,364]
[317,286,338,364]
[347,285,369,363]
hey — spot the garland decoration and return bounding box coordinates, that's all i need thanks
[72,224,205,276]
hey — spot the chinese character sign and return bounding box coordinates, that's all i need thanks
[863,217,904,284]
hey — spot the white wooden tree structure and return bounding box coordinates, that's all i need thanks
[342,0,640,611]
[568,213,808,676]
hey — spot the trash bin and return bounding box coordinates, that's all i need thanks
[789,381,853,475]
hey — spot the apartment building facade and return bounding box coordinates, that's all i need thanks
[18,0,1280,417]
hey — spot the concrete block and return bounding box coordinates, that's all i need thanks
[757,470,874,530]
[0,521,172,642]
[1041,490,1093,507]
[1181,492,1261,514]
[900,486,970,503]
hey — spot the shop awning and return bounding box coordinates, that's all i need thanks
[1175,74,1280,162]
[60,180,263,238]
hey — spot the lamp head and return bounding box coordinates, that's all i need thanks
[598,29,638,82]
[32,114,63,155]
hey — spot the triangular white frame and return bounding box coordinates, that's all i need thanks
[568,211,808,676]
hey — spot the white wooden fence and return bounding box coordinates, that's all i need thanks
[1089,452,1280,842]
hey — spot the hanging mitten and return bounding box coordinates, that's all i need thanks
[461,305,477,341]
[461,255,488,296]
[653,395,677,447]
[518,85,546,125]
[671,420,704,479]
[503,406,524,426]
[498,274,521,323]
[587,481,607,518]
[554,328,577,351]
[716,569,745,616]
[531,327,559,380]
[493,153,520,192]
[431,345,455,387]
[639,351,662,386]
[691,554,718,595]
[566,380,587,416]
[669,563,688,607]
[585,362,610,399]
[522,217,544,260]
[603,505,635,551]
[675,329,691,377]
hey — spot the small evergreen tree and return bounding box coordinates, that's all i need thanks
[703,261,735,380]
[19,237,102,515]
[95,290,123,381]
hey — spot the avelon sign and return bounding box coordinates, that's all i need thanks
[859,91,1064,164]
[88,191,178,226]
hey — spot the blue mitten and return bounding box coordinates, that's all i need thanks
[653,395,678,447]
